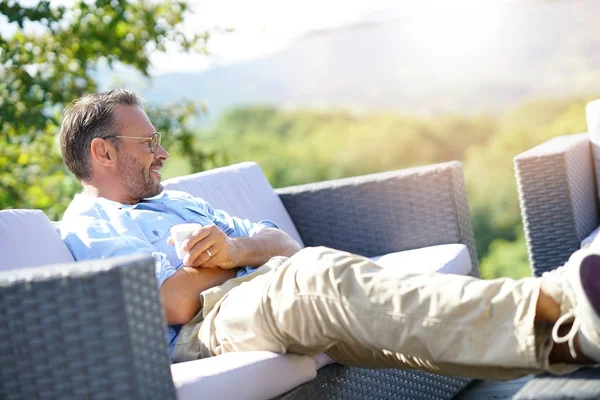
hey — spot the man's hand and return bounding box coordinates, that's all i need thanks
[168,226,302,271]
[167,225,239,269]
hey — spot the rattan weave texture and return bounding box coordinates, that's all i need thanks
[277,161,479,277]
[278,364,471,400]
[514,133,599,276]
[0,255,176,400]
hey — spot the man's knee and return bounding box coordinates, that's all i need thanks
[291,246,348,268]
[277,246,378,308]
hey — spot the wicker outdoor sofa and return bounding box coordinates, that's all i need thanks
[0,161,479,399]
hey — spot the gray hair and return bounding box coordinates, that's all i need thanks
[59,89,143,181]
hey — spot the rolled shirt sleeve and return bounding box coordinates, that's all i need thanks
[249,219,279,236]
[152,252,178,286]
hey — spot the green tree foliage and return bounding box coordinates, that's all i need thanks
[199,107,493,186]
[480,226,531,279]
[0,0,209,219]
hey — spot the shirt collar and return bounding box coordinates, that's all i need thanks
[74,191,168,210]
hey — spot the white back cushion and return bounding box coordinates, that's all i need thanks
[162,162,304,246]
[0,209,74,271]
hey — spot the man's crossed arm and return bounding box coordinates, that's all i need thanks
[162,227,302,325]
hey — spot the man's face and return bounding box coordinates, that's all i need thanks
[112,105,169,201]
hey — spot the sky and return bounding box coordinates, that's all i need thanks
[2,0,531,76]
[150,0,531,75]
[151,0,398,74]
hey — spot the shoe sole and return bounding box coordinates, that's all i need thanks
[571,251,600,361]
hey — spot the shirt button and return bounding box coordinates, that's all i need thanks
[152,230,159,236]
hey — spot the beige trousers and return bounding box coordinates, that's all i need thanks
[173,246,577,380]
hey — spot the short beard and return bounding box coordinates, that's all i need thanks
[116,152,163,201]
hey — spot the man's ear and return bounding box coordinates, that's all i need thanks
[90,138,117,167]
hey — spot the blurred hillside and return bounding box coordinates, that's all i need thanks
[131,0,600,120]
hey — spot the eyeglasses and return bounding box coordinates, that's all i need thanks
[111,132,162,153]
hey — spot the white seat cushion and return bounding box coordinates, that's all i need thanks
[162,162,304,246]
[371,243,472,276]
[0,209,74,271]
[171,351,317,400]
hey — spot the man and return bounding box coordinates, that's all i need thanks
[59,89,301,355]
[60,89,599,380]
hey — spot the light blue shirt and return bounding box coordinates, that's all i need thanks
[59,190,278,358]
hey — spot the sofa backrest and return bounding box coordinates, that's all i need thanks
[0,209,75,271]
[162,162,304,246]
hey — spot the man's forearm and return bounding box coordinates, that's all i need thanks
[161,228,300,325]
[231,228,302,267]
[160,266,237,325]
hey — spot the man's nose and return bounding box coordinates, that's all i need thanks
[155,144,169,160]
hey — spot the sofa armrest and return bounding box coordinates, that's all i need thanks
[276,161,479,277]
[0,255,176,399]
[514,133,599,276]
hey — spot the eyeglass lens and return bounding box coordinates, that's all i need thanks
[151,132,161,152]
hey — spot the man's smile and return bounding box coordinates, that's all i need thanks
[150,163,163,177]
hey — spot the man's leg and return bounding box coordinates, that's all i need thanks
[320,284,593,379]
[197,247,598,380]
